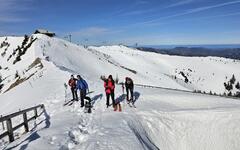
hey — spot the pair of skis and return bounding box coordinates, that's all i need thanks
[127,100,136,108]
[63,99,76,106]
[121,84,136,108]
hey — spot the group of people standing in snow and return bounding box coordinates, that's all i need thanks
[68,74,134,111]
[103,75,135,111]
[68,75,89,107]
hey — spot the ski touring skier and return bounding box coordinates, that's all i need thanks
[68,75,78,101]
[125,77,134,102]
[76,75,89,107]
[125,77,134,105]
[104,75,115,108]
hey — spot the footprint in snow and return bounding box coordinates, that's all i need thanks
[68,129,89,145]
[49,136,57,145]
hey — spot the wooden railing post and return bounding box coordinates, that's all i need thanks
[6,118,14,142]
[1,121,4,130]
[34,108,38,119]
[1,115,5,130]
[23,112,29,132]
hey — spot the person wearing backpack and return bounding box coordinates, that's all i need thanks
[125,77,134,103]
[76,75,89,107]
[104,75,115,108]
[68,75,78,101]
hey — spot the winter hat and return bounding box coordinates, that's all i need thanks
[77,75,82,79]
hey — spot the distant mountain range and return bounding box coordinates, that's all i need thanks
[137,46,240,60]
[138,44,240,49]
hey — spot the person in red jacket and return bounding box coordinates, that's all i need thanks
[68,75,78,101]
[104,75,115,108]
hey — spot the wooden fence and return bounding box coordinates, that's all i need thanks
[133,83,240,99]
[0,104,45,143]
[117,82,240,100]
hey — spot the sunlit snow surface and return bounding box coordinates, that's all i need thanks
[0,34,240,150]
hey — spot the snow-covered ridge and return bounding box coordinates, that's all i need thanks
[1,34,240,96]
[90,45,240,95]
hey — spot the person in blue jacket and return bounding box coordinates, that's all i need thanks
[76,75,89,107]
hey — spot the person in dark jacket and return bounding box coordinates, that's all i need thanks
[68,75,78,101]
[125,77,134,103]
[76,75,89,107]
[104,75,115,108]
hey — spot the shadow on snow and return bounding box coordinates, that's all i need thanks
[5,109,51,150]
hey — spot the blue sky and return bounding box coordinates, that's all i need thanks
[0,0,240,45]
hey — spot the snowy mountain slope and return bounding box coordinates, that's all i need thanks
[33,34,188,91]
[90,45,240,95]
[1,34,239,97]
[0,35,43,94]
[0,60,69,114]
[0,34,240,150]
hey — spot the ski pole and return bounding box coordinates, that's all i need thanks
[121,83,125,109]
[64,83,68,103]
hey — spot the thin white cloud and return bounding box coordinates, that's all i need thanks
[71,27,123,38]
[0,0,33,23]
[72,27,109,37]
[188,0,240,13]
[114,0,194,18]
[120,0,194,17]
[139,11,240,27]
[197,12,240,20]
[139,0,240,25]
[166,0,194,8]
[112,0,150,17]
[0,16,28,23]
[0,0,30,11]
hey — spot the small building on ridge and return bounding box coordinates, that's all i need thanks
[34,29,56,37]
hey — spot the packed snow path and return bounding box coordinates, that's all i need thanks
[3,86,240,150]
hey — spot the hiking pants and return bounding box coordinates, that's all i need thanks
[80,89,87,106]
[106,92,115,106]
[126,87,133,101]
[71,87,78,100]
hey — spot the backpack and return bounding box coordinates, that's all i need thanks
[81,79,88,89]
